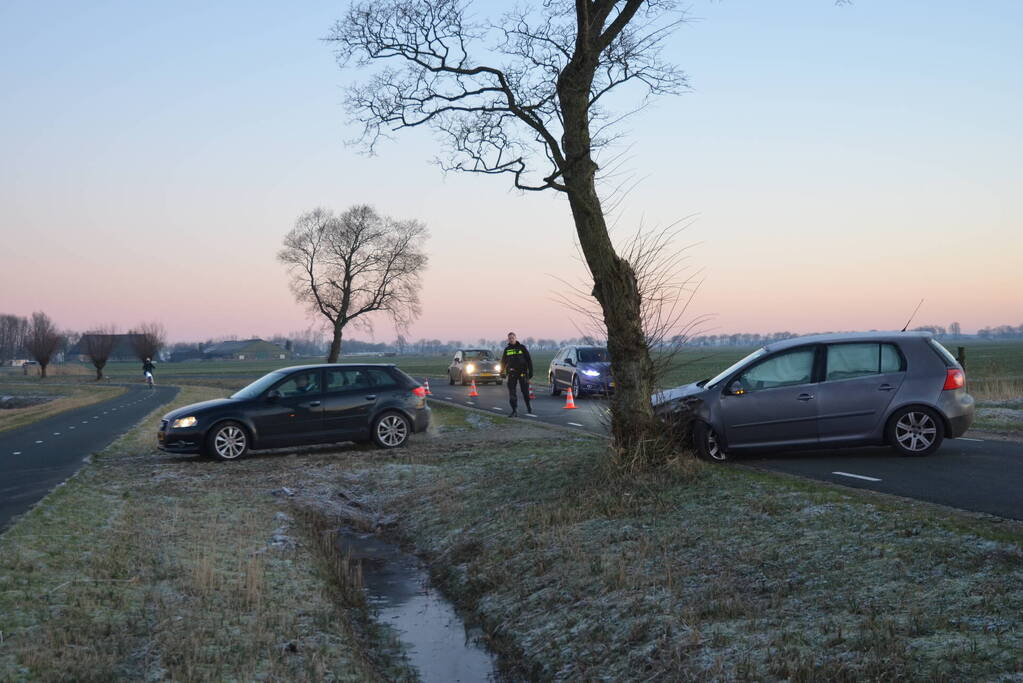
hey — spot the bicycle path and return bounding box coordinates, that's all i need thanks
[0,383,178,532]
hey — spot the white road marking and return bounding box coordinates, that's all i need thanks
[444,397,453,400]
[526,413,538,417]
[957,437,984,442]
[466,401,475,405]
[832,471,881,482]
[82,421,88,424]
[567,422,583,427]
[69,426,75,430]
[35,440,43,444]
[53,432,60,436]
[491,407,503,411]
[13,451,21,455]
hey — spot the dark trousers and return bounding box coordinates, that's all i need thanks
[506,370,531,411]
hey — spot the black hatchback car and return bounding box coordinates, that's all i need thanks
[158,364,430,461]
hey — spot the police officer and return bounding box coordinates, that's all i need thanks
[500,331,533,417]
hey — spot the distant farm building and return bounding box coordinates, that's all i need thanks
[67,334,147,362]
[200,339,291,361]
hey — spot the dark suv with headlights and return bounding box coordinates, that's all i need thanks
[653,332,974,461]
[158,364,430,461]
[549,346,614,397]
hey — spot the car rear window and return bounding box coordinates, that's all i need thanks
[825,343,905,380]
[928,339,959,367]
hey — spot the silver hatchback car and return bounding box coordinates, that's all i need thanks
[653,332,974,461]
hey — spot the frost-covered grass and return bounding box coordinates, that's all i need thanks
[0,386,398,682]
[347,403,1023,680]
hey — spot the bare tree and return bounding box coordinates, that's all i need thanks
[25,312,62,378]
[278,205,428,362]
[83,326,118,380]
[330,1,689,461]
[0,314,29,366]
[130,322,167,362]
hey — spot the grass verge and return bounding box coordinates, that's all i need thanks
[329,403,1023,680]
[0,385,407,681]
[0,382,127,433]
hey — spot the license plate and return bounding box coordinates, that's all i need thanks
[610,382,615,388]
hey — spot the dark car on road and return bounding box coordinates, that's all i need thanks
[653,332,974,461]
[448,349,502,385]
[158,364,430,461]
[549,346,614,397]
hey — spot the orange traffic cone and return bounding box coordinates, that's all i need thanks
[528,381,535,400]
[469,379,479,397]
[423,378,432,395]
[563,386,577,409]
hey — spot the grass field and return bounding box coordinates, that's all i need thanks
[6,395,1020,679]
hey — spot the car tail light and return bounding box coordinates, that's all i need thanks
[942,368,965,390]
[412,386,427,398]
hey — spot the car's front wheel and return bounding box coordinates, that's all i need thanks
[694,422,730,462]
[550,374,561,396]
[206,421,249,461]
[448,372,455,385]
[887,406,944,456]
[571,375,581,398]
[372,411,411,449]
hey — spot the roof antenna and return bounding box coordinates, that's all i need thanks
[901,298,924,332]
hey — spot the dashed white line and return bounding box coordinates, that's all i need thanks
[832,471,881,482]
[35,440,43,444]
[69,426,75,430]
[82,421,88,424]
[567,422,583,427]
[526,413,538,417]
[53,432,60,436]
[491,407,504,411]
[13,451,21,455]
[957,437,984,442]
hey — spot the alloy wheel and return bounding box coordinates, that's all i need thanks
[214,425,246,459]
[894,411,938,452]
[376,414,409,447]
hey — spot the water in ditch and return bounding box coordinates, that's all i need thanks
[336,530,499,683]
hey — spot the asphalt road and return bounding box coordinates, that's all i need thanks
[422,375,1023,521]
[0,383,178,531]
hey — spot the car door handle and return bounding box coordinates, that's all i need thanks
[878,384,895,391]
[797,393,815,401]
[365,395,377,401]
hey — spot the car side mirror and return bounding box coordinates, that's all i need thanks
[727,381,746,396]
[267,390,282,401]
[566,358,575,367]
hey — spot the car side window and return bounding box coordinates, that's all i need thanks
[325,368,373,393]
[737,349,815,391]
[826,343,905,381]
[276,370,321,397]
[365,367,399,389]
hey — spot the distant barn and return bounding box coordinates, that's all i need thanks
[200,339,291,361]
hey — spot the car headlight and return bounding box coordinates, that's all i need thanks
[581,369,601,377]
[172,416,198,429]
[465,363,475,373]
[495,363,501,372]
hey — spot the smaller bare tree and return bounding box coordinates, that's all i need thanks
[83,326,119,380]
[25,312,62,378]
[130,322,167,362]
[0,314,29,366]
[278,205,428,362]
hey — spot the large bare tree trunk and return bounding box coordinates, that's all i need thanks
[327,324,343,362]
[560,60,658,458]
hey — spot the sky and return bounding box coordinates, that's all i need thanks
[1,1,1020,343]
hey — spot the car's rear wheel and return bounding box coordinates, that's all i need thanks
[694,422,730,462]
[887,406,944,456]
[206,421,249,461]
[550,374,561,396]
[373,411,411,449]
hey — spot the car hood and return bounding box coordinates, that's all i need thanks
[652,382,705,407]
[163,397,237,421]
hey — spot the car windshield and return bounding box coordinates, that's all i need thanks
[706,348,768,387]
[231,371,287,399]
[463,350,492,360]
[578,348,609,363]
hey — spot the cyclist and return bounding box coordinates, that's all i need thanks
[142,357,156,387]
